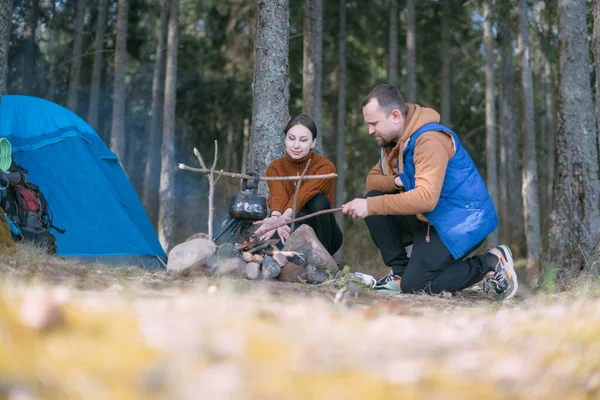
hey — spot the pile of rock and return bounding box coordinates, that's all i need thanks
[166,225,339,284]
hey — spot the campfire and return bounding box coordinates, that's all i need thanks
[167,225,340,284]
[232,239,300,280]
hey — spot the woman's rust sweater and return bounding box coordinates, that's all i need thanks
[265,150,336,214]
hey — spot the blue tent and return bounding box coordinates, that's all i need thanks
[0,95,167,268]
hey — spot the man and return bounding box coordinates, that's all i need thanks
[341,84,518,300]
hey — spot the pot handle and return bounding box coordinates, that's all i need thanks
[242,172,261,193]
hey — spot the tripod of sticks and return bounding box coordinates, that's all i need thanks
[179,140,342,242]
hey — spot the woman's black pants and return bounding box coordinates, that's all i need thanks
[293,193,343,255]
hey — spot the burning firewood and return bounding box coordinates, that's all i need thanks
[235,239,278,252]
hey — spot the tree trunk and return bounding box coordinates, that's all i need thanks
[542,57,555,210]
[594,0,600,155]
[405,0,416,103]
[518,0,541,283]
[249,0,290,196]
[387,0,398,85]
[143,0,169,228]
[498,67,509,246]
[241,117,250,175]
[440,0,451,126]
[231,121,241,174]
[483,0,498,245]
[532,0,557,222]
[0,0,11,98]
[46,0,56,101]
[23,0,38,94]
[225,121,234,171]
[498,1,525,254]
[302,0,323,154]
[547,0,599,274]
[110,0,128,161]
[334,0,347,259]
[66,0,87,113]
[158,0,179,251]
[535,47,556,220]
[87,0,108,131]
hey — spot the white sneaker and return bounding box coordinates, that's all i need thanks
[484,245,518,300]
[373,272,402,292]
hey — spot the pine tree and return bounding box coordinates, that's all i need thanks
[248,0,290,195]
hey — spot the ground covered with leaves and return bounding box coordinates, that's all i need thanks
[0,244,599,399]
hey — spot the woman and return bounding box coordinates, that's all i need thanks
[253,114,343,255]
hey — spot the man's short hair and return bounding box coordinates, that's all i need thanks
[362,84,408,117]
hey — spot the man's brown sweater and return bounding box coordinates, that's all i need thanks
[266,150,336,214]
[366,104,455,220]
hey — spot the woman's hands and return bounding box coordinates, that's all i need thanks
[253,216,279,241]
[253,215,292,243]
[275,216,291,244]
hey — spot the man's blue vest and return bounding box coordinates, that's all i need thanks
[379,122,497,259]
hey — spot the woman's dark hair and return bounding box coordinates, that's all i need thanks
[284,114,318,139]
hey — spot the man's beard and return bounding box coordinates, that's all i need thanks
[376,137,393,148]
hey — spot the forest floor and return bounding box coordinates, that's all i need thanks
[1,243,600,400]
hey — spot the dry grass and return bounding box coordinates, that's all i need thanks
[0,244,599,399]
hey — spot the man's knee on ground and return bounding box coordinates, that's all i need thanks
[401,278,448,295]
[400,276,429,294]
[303,193,331,213]
[365,190,385,198]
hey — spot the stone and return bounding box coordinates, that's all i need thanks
[261,256,281,280]
[282,225,339,283]
[245,262,261,280]
[272,252,288,267]
[204,254,220,275]
[287,245,310,267]
[185,232,210,242]
[277,262,305,282]
[251,254,264,264]
[214,257,246,277]
[217,243,241,258]
[166,239,216,274]
[242,252,253,262]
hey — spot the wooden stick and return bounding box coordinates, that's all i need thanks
[179,162,337,181]
[292,158,312,231]
[209,142,218,241]
[250,207,343,238]
[194,149,207,170]
[194,144,218,241]
[249,240,280,254]
[235,238,279,251]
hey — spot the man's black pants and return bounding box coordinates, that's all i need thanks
[364,190,493,294]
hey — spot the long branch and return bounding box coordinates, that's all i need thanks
[209,141,218,241]
[179,163,337,181]
[251,207,343,238]
[194,144,218,241]
[292,159,312,230]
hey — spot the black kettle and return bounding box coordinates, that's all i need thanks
[229,173,268,221]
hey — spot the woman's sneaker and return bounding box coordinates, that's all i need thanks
[373,272,402,292]
[484,245,518,300]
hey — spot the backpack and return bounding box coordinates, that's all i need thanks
[0,162,64,253]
